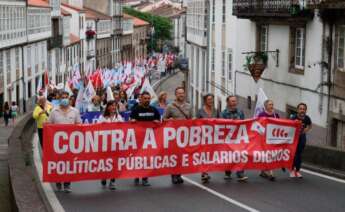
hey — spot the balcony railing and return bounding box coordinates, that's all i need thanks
[307,0,345,9]
[48,35,63,49]
[233,0,313,19]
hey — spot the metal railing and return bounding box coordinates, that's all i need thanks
[233,0,299,17]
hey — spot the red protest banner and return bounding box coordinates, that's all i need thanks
[43,118,301,182]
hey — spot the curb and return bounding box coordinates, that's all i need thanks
[32,134,65,212]
[302,163,345,180]
[8,113,47,212]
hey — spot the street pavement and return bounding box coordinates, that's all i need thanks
[55,170,345,212]
[0,121,15,212]
[53,72,345,212]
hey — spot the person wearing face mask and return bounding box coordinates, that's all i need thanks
[258,99,280,181]
[88,95,102,112]
[130,91,161,186]
[290,103,312,179]
[98,100,124,190]
[48,91,82,193]
[33,96,52,148]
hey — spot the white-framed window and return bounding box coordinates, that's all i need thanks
[15,48,20,70]
[337,26,345,71]
[222,0,226,23]
[212,0,215,23]
[295,27,305,69]
[228,49,233,81]
[211,48,215,71]
[221,51,225,78]
[27,46,31,69]
[0,52,3,81]
[6,50,11,84]
[260,25,269,52]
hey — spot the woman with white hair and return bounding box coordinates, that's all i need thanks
[258,99,280,181]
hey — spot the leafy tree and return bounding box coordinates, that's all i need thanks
[123,7,173,52]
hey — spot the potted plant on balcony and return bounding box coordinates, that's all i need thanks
[86,29,96,40]
[244,52,268,82]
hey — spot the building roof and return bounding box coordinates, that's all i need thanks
[61,3,85,13]
[61,8,72,16]
[69,34,81,45]
[28,0,50,8]
[149,4,185,18]
[84,7,112,20]
[123,13,150,27]
[136,0,182,12]
[122,0,142,7]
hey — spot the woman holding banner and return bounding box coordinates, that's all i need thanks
[258,99,280,181]
[118,90,128,112]
[196,94,219,184]
[98,100,124,190]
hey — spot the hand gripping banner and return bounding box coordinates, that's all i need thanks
[43,118,301,182]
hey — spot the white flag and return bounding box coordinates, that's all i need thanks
[126,84,137,99]
[106,86,114,102]
[64,82,73,96]
[140,78,157,102]
[75,85,85,112]
[254,88,268,117]
[36,76,42,94]
[84,80,96,102]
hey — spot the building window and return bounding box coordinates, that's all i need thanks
[212,0,215,23]
[337,26,345,71]
[289,26,306,74]
[35,45,39,73]
[211,48,215,71]
[228,49,232,81]
[0,52,3,83]
[6,50,11,84]
[221,51,225,78]
[15,48,20,70]
[295,27,305,69]
[222,0,226,23]
[258,25,268,52]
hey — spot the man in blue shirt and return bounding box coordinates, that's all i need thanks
[221,96,248,182]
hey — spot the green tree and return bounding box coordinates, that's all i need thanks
[123,7,173,52]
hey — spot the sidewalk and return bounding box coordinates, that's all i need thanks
[0,114,26,212]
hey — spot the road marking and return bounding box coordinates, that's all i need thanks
[301,168,345,184]
[182,176,260,212]
[33,134,65,212]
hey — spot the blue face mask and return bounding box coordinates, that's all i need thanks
[60,98,69,107]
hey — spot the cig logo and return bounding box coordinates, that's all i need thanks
[266,124,295,144]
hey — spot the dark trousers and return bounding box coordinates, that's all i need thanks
[38,128,43,148]
[225,171,244,178]
[4,117,9,126]
[293,139,306,171]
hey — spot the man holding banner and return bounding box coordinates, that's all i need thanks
[48,91,82,193]
[221,96,248,182]
[130,91,161,186]
[163,87,193,185]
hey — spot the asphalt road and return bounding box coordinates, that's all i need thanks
[54,73,345,212]
[55,170,345,212]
